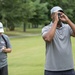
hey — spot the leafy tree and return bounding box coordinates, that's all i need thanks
[0,0,75,32]
[0,0,21,30]
[29,0,48,28]
[40,0,75,24]
[21,0,37,31]
[0,0,36,31]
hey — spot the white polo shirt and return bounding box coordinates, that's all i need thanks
[42,22,74,71]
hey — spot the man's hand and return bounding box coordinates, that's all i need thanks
[52,12,59,23]
[2,46,12,53]
[2,46,6,52]
[59,13,75,37]
[60,13,69,23]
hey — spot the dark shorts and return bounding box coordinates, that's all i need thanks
[44,69,75,75]
[0,65,8,75]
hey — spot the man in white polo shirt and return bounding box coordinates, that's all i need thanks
[42,6,75,75]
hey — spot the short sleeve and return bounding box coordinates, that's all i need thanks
[68,25,73,36]
[3,34,12,48]
[6,36,12,48]
[42,25,51,37]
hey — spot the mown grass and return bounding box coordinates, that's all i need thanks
[71,37,75,66]
[5,28,41,36]
[8,36,45,75]
[7,35,75,75]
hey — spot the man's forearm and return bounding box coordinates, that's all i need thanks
[67,19,75,35]
[2,48,12,53]
[43,21,57,42]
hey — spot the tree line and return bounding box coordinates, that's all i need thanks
[0,0,75,31]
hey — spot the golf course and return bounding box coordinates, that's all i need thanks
[0,0,75,75]
[6,29,75,75]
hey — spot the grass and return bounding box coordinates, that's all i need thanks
[8,36,45,75]
[7,35,75,75]
[4,28,42,36]
[71,37,75,66]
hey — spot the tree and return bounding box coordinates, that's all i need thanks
[0,0,49,31]
[0,0,21,30]
[0,0,75,32]
[40,0,75,24]
[0,0,36,31]
[29,0,48,28]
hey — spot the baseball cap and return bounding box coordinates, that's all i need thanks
[51,6,63,14]
[0,22,4,33]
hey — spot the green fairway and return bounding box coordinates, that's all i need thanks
[8,36,75,75]
[72,37,75,66]
[8,36,45,75]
